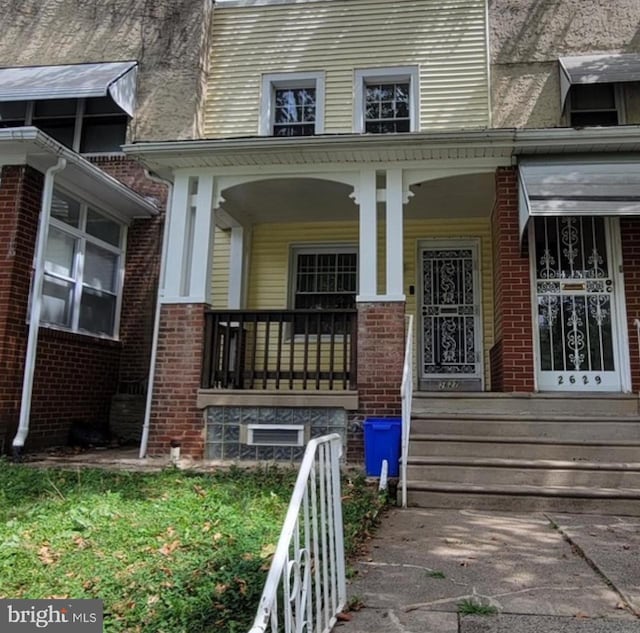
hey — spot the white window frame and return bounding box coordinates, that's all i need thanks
[40,187,127,339]
[0,97,129,154]
[566,83,626,127]
[354,66,419,133]
[259,71,325,136]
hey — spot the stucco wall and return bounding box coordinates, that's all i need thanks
[0,0,211,141]
[489,0,640,128]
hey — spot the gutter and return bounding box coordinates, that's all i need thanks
[13,157,67,458]
[139,176,173,459]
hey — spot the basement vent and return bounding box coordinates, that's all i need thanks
[246,424,305,447]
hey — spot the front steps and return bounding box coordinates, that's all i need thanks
[405,393,640,514]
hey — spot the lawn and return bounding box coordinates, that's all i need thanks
[0,461,385,633]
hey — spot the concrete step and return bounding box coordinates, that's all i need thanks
[412,392,640,417]
[410,415,640,440]
[408,435,640,461]
[405,456,640,488]
[405,481,640,515]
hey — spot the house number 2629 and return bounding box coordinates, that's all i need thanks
[557,375,602,385]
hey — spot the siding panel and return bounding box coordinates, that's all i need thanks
[205,0,489,137]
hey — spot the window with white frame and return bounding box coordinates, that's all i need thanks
[0,96,129,152]
[355,67,419,134]
[291,246,357,334]
[568,83,624,127]
[260,72,325,137]
[41,188,125,337]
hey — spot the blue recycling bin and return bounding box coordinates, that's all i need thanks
[364,417,402,477]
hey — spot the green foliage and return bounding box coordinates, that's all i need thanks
[427,569,446,579]
[0,461,383,632]
[457,598,498,616]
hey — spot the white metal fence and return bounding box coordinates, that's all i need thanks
[248,433,347,633]
[400,314,414,508]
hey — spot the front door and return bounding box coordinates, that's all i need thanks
[419,241,483,391]
[533,216,624,391]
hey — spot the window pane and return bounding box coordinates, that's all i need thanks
[34,99,77,117]
[51,190,81,227]
[273,87,315,136]
[36,120,75,148]
[0,101,27,124]
[42,275,73,327]
[80,117,127,152]
[44,227,76,278]
[79,287,116,336]
[86,209,121,246]
[84,96,122,115]
[84,242,118,292]
[572,84,616,110]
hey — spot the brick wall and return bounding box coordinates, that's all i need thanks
[147,303,207,458]
[0,166,43,449]
[348,301,405,461]
[621,218,640,392]
[29,329,121,448]
[491,167,535,392]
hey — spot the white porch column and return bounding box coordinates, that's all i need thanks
[163,171,216,303]
[357,168,378,301]
[227,225,252,309]
[385,168,406,300]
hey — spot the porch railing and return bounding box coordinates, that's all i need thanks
[400,314,414,508]
[248,433,346,633]
[202,310,357,391]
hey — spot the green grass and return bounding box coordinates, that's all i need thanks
[427,569,446,579]
[457,598,499,616]
[0,461,386,633]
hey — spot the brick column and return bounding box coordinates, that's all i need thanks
[621,218,640,392]
[147,303,207,458]
[0,166,43,450]
[490,167,535,392]
[349,301,405,461]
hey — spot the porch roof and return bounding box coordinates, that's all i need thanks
[518,156,640,241]
[123,127,640,181]
[0,127,158,221]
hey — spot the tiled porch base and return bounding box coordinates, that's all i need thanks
[205,406,347,461]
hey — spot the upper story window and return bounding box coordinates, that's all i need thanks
[0,96,128,153]
[354,67,419,134]
[0,61,137,153]
[260,72,325,137]
[568,84,623,127]
[41,188,126,338]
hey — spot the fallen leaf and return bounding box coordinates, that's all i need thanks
[147,595,160,605]
[38,545,57,565]
[336,612,353,622]
[158,540,180,556]
[574,612,590,619]
[616,601,627,610]
[260,543,276,559]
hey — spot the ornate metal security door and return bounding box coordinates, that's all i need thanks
[533,216,622,391]
[420,242,482,391]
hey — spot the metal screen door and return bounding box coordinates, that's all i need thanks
[420,242,482,391]
[533,216,622,391]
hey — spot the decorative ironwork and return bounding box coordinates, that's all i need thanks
[534,217,616,384]
[421,248,477,377]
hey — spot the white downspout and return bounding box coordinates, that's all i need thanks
[13,157,67,457]
[139,180,173,459]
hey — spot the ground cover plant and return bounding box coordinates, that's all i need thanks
[0,461,385,632]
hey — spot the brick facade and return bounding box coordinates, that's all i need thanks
[146,303,207,458]
[348,301,405,461]
[621,218,640,393]
[490,167,535,392]
[0,165,43,450]
[0,158,164,453]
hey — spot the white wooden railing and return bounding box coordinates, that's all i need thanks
[400,314,414,508]
[634,319,640,367]
[248,434,346,633]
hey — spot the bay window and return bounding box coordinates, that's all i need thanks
[41,188,125,338]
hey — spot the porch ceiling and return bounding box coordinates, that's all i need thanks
[218,172,495,224]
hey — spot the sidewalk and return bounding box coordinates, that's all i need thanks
[336,508,640,633]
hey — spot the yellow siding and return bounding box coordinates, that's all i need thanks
[205,0,489,137]
[240,218,494,385]
[211,227,231,308]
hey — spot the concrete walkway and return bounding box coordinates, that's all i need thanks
[336,508,640,633]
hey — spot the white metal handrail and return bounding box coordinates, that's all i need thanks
[248,434,346,633]
[400,314,414,508]
[634,319,640,368]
